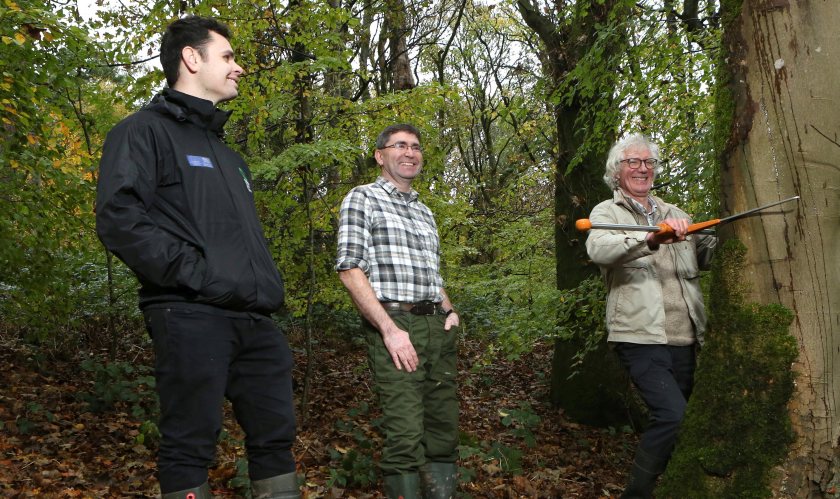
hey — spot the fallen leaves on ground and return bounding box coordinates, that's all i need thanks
[0,332,635,497]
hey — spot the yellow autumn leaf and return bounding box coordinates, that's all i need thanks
[1,36,12,45]
[14,32,26,45]
[4,0,21,10]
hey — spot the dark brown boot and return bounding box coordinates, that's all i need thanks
[620,449,667,499]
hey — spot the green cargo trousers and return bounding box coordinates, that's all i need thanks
[365,310,459,476]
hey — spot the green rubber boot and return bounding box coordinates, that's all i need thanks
[162,482,211,499]
[384,473,421,499]
[251,472,301,499]
[420,462,457,499]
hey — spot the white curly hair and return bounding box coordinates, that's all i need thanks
[603,133,660,190]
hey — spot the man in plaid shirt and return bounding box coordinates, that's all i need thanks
[336,124,460,498]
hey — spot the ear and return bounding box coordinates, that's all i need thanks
[181,46,201,74]
[374,149,384,165]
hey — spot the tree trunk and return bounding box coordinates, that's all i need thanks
[288,0,316,424]
[719,0,840,494]
[384,0,415,91]
[548,103,631,427]
[516,0,634,426]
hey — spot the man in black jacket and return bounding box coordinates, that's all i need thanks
[96,16,298,499]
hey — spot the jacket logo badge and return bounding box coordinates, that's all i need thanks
[238,167,252,193]
[187,155,214,168]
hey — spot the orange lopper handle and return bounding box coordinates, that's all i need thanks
[686,218,721,234]
[655,218,721,236]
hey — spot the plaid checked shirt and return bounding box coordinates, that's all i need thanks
[336,176,444,303]
[624,192,660,224]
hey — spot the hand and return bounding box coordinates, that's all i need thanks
[382,327,419,372]
[444,311,459,331]
[648,217,689,248]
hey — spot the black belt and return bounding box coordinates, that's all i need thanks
[381,301,447,316]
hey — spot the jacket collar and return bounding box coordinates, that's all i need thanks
[613,188,655,208]
[612,189,671,221]
[147,88,231,136]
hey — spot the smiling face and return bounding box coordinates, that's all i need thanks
[618,144,656,205]
[189,31,243,104]
[374,131,423,192]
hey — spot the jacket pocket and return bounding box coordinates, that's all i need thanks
[608,262,659,332]
[674,241,700,279]
[197,221,257,308]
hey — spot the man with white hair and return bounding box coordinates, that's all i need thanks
[585,134,716,498]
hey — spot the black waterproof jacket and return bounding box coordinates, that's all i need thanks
[95,89,284,314]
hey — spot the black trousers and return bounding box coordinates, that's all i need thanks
[614,343,695,460]
[143,305,296,492]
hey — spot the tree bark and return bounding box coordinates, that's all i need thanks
[384,0,416,91]
[515,0,632,425]
[720,0,840,494]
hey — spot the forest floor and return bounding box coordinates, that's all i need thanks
[0,329,636,498]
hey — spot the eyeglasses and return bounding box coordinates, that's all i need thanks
[381,142,423,153]
[620,158,659,169]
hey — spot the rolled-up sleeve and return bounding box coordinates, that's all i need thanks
[336,188,370,273]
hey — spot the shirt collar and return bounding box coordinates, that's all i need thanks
[618,189,659,224]
[375,176,419,202]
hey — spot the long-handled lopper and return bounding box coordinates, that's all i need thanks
[575,195,800,235]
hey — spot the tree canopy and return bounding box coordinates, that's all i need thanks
[1,0,721,345]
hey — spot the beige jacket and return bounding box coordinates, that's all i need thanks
[585,190,716,345]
